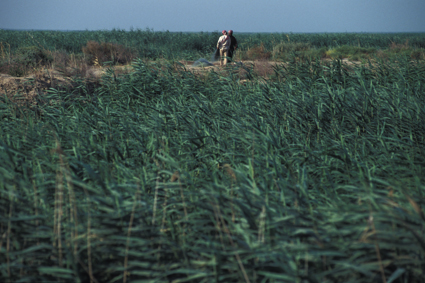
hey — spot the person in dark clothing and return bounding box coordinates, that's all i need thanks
[228,30,238,62]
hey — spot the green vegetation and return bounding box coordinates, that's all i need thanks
[1,53,425,282]
[1,30,425,77]
[0,29,219,62]
[1,30,425,282]
[325,45,376,60]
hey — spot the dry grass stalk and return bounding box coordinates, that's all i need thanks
[160,183,169,234]
[6,188,14,278]
[370,215,387,283]
[85,191,94,283]
[157,181,168,262]
[258,206,266,244]
[33,182,39,247]
[53,142,64,267]
[358,214,374,243]
[213,198,251,283]
[406,195,425,221]
[65,166,79,260]
[211,200,225,250]
[223,164,236,222]
[0,42,5,60]
[93,57,100,67]
[152,175,160,225]
[52,138,77,268]
[73,159,98,283]
[171,171,188,219]
[251,131,256,192]
[123,185,141,283]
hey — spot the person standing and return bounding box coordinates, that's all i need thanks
[228,30,238,62]
[217,30,231,66]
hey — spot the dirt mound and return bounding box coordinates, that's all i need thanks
[0,65,124,103]
[0,71,75,103]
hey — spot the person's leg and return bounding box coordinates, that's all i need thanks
[223,49,228,65]
[228,50,233,62]
[219,49,225,66]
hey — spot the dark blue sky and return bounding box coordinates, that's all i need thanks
[1,0,425,33]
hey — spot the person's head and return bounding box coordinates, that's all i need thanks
[228,30,233,35]
[222,30,227,35]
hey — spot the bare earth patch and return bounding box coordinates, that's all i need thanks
[0,71,73,103]
[0,65,134,103]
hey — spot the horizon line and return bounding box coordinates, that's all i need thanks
[2,28,425,34]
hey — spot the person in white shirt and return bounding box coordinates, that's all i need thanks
[216,30,231,66]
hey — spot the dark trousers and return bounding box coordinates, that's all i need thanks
[228,49,234,61]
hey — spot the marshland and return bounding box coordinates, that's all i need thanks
[1,29,425,282]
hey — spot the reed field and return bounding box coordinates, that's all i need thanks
[0,30,425,282]
[1,29,425,70]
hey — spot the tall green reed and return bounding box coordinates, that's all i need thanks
[1,57,424,282]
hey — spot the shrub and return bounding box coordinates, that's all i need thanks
[325,48,341,59]
[16,46,53,67]
[50,50,70,68]
[389,39,409,53]
[244,43,271,60]
[82,41,137,66]
[272,41,311,58]
[0,46,53,77]
[301,47,328,59]
[325,45,376,60]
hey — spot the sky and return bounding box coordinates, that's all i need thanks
[1,0,425,33]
